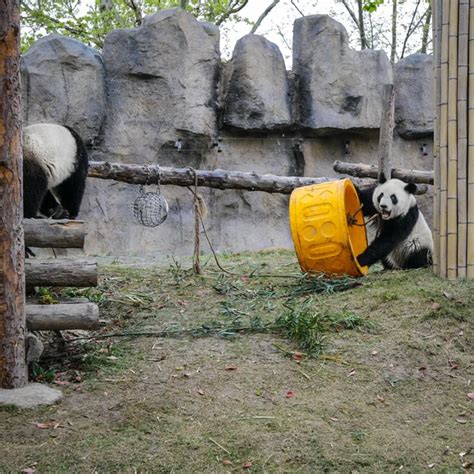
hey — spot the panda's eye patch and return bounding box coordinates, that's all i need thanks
[390,194,398,205]
[377,193,383,203]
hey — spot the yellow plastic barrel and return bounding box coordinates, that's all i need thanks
[289,179,368,277]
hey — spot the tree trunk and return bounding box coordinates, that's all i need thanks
[421,4,432,53]
[26,303,99,331]
[25,259,98,288]
[357,0,367,49]
[0,0,27,389]
[88,161,378,194]
[378,84,396,180]
[391,0,398,63]
[23,219,86,248]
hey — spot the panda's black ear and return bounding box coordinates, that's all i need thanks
[405,182,417,194]
[379,172,387,184]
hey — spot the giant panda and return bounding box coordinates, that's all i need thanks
[23,123,88,219]
[355,175,433,270]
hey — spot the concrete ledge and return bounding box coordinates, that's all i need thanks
[0,383,62,408]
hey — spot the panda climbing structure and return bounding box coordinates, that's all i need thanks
[356,175,433,270]
[22,123,88,219]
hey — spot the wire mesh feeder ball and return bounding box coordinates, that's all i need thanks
[133,186,169,227]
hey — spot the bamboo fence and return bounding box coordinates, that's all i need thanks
[434,0,474,279]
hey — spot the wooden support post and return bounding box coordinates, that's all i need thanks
[23,219,86,248]
[25,259,98,288]
[378,84,396,181]
[0,0,27,388]
[26,303,100,331]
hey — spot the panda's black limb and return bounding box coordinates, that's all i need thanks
[355,184,378,217]
[23,160,49,218]
[401,248,432,269]
[56,126,89,219]
[357,205,419,267]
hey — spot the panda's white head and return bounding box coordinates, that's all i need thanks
[372,175,418,220]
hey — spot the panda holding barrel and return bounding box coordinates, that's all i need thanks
[355,174,434,270]
[22,123,88,220]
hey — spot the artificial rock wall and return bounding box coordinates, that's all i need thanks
[21,10,434,257]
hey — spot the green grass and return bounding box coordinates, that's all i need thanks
[2,250,473,473]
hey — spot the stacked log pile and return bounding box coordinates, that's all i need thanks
[24,219,100,331]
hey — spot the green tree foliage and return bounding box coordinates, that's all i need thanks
[20,0,249,51]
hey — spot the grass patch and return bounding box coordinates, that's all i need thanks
[2,250,473,473]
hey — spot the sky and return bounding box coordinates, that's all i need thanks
[220,0,431,67]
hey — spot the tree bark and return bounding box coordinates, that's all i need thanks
[0,0,27,388]
[357,0,367,49]
[23,219,86,248]
[26,303,99,331]
[25,259,98,288]
[333,160,433,186]
[378,84,396,180]
[391,0,398,62]
[88,161,377,194]
[421,4,432,53]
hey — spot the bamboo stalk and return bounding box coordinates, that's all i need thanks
[446,0,458,280]
[457,0,469,278]
[468,0,474,278]
[439,0,450,278]
[432,0,443,275]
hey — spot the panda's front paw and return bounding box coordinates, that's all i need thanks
[357,253,369,267]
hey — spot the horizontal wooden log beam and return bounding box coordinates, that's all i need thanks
[88,161,378,194]
[26,303,99,331]
[333,160,434,185]
[23,219,86,248]
[25,258,98,288]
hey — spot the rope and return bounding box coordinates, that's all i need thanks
[189,168,202,275]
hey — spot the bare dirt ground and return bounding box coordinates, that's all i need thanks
[0,250,472,473]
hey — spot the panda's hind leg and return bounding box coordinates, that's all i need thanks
[402,248,432,269]
[55,128,89,219]
[54,169,87,219]
[40,191,68,218]
[23,160,49,218]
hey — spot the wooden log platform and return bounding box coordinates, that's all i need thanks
[23,219,86,248]
[333,160,434,185]
[25,258,98,288]
[26,303,100,331]
[88,161,379,194]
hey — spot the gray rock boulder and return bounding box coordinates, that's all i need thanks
[394,53,434,138]
[223,34,291,131]
[100,8,220,163]
[21,35,106,145]
[293,15,392,134]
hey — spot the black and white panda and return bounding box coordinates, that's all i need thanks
[23,123,88,219]
[356,175,433,270]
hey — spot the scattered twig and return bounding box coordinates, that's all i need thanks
[209,437,231,455]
